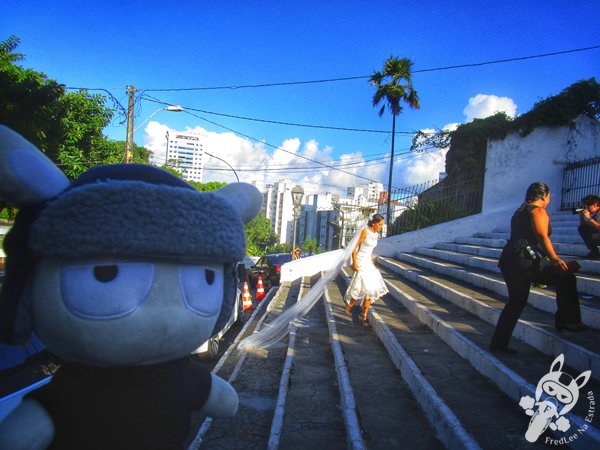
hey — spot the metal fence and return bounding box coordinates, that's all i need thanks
[329,175,484,241]
[561,156,600,210]
[387,174,483,235]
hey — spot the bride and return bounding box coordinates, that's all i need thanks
[344,214,389,323]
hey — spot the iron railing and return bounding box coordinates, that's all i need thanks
[388,175,483,236]
[328,175,483,241]
[561,156,600,210]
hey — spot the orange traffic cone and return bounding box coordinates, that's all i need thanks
[242,281,253,311]
[255,275,265,302]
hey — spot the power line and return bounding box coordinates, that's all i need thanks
[141,95,417,135]
[181,109,392,187]
[141,45,599,92]
[180,109,443,188]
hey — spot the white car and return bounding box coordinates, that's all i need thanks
[191,264,245,360]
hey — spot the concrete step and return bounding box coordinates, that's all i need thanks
[416,246,600,293]
[193,281,300,449]
[277,275,348,449]
[325,277,446,449]
[392,252,600,330]
[373,262,600,449]
[378,256,600,381]
[476,232,585,246]
[338,269,531,449]
[454,236,596,260]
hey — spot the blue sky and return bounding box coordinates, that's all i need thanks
[2,1,599,194]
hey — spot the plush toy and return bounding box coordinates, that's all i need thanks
[0,125,262,449]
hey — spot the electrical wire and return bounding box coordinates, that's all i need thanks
[179,109,444,189]
[141,45,599,92]
[141,95,417,135]
[180,109,389,186]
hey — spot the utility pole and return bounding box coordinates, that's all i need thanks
[124,85,136,163]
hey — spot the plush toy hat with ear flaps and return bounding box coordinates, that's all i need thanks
[0,125,263,450]
[0,125,262,348]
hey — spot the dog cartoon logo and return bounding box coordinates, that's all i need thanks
[519,354,591,443]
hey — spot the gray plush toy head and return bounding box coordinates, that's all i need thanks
[0,126,262,366]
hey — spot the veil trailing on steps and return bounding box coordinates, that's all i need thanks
[238,220,367,351]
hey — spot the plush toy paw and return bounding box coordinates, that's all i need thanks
[200,374,239,418]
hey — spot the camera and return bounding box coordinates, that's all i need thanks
[572,207,584,215]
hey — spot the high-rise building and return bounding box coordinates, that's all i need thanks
[165,131,205,182]
[347,182,384,203]
[262,179,297,245]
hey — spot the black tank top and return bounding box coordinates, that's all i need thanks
[508,204,552,255]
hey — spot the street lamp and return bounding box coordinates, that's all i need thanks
[125,105,184,163]
[134,105,184,133]
[205,151,240,182]
[291,185,304,253]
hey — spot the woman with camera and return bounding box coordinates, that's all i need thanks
[490,182,586,354]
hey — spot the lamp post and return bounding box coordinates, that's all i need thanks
[125,104,184,163]
[205,152,240,182]
[291,185,304,253]
[330,203,345,249]
[134,105,184,133]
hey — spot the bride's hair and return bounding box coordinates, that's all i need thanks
[368,213,385,227]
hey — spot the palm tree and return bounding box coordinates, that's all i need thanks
[370,56,420,230]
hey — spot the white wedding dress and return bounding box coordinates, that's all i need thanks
[344,228,388,305]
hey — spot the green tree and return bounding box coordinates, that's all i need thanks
[188,181,227,192]
[245,213,278,256]
[0,35,115,178]
[266,242,291,255]
[370,56,420,228]
[92,140,150,167]
[301,236,319,254]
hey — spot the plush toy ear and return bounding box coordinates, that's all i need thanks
[0,126,70,207]
[217,182,263,224]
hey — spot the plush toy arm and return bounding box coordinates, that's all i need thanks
[0,398,55,450]
[199,374,239,418]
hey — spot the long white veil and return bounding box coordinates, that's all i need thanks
[238,221,367,351]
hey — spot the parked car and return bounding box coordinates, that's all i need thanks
[191,263,245,361]
[248,253,292,290]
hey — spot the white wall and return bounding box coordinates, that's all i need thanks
[482,115,599,214]
[283,115,600,280]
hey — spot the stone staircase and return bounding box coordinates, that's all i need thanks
[186,211,600,450]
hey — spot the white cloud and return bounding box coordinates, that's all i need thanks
[142,122,381,195]
[463,94,517,122]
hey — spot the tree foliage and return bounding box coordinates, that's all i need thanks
[301,236,319,254]
[370,56,420,117]
[187,180,227,192]
[266,242,291,255]
[390,200,469,235]
[409,77,600,193]
[0,35,127,180]
[244,213,278,256]
[0,35,154,217]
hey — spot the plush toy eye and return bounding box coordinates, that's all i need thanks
[205,269,215,285]
[179,264,224,316]
[94,265,118,282]
[62,263,154,319]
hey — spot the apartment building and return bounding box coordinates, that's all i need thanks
[165,131,205,183]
